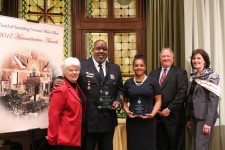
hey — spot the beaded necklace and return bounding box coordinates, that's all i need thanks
[133,74,147,86]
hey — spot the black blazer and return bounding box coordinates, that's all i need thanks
[78,58,124,133]
[149,66,188,124]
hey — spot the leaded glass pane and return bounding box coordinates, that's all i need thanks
[20,0,64,24]
[121,64,129,72]
[115,58,122,65]
[114,43,122,51]
[114,32,137,78]
[114,0,136,18]
[122,50,129,58]
[85,33,108,58]
[19,0,71,58]
[86,0,108,18]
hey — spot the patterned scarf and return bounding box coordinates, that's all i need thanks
[190,68,220,97]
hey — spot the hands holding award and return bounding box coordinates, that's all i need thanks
[123,54,162,150]
[124,109,155,119]
[123,54,161,120]
[123,95,160,119]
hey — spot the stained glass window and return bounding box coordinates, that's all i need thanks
[85,33,108,58]
[85,0,136,18]
[114,0,136,18]
[114,32,136,81]
[19,0,71,58]
[86,0,108,18]
[85,32,137,83]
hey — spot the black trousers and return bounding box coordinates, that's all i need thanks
[85,129,115,150]
[156,123,177,150]
[176,124,185,150]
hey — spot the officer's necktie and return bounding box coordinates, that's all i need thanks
[98,63,104,81]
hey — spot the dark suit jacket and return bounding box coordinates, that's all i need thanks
[187,82,219,126]
[78,58,124,133]
[149,66,188,124]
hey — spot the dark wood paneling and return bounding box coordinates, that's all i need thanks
[1,0,18,17]
[80,22,144,30]
[0,129,47,150]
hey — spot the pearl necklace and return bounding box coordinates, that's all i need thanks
[133,74,147,86]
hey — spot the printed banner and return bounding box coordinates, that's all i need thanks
[0,15,64,133]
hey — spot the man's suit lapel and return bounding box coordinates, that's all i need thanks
[155,69,161,82]
[105,61,111,81]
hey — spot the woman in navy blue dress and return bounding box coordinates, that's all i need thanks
[123,54,162,150]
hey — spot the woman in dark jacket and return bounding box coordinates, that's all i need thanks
[187,49,220,150]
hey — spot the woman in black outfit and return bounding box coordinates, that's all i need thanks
[123,54,162,150]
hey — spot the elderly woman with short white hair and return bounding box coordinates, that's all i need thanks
[48,57,86,150]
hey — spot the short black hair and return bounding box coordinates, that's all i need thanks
[133,53,145,65]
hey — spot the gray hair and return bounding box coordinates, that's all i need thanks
[61,57,81,74]
[160,47,174,57]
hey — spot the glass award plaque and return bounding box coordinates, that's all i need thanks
[97,86,113,109]
[130,97,147,116]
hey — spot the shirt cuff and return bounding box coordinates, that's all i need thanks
[166,108,170,112]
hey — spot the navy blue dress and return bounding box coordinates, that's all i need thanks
[124,76,161,150]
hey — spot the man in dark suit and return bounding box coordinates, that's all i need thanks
[54,39,123,150]
[149,48,188,150]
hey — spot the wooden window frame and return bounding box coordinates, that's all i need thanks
[71,0,146,61]
[81,0,141,22]
[80,30,143,62]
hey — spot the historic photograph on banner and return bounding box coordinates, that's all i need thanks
[0,15,64,133]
